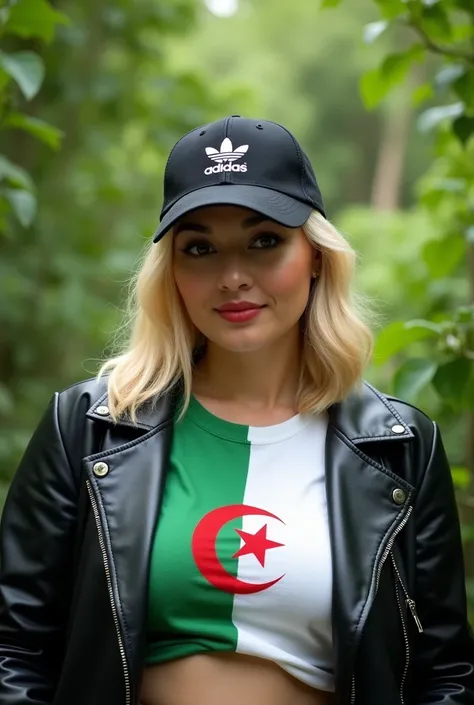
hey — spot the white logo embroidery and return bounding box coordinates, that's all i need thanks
[204,138,248,175]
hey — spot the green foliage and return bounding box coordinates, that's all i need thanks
[0,0,65,230]
[361,45,425,108]
[4,0,69,43]
[333,0,474,417]
[393,357,438,400]
[329,0,474,616]
[373,320,440,365]
[0,51,45,99]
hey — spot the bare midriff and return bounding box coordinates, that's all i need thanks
[140,652,335,705]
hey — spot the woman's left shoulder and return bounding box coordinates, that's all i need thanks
[350,381,439,465]
[356,382,447,485]
[380,388,436,438]
[337,380,436,445]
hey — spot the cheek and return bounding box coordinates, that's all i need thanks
[173,265,211,315]
[265,251,312,298]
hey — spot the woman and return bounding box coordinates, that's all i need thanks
[0,116,473,705]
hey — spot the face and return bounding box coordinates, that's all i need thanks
[172,205,319,354]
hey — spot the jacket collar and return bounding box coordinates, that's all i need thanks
[328,381,414,444]
[86,379,414,445]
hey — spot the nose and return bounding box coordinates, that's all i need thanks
[217,256,253,291]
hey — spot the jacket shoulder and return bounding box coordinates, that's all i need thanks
[56,375,108,413]
[361,382,436,458]
[52,376,110,448]
[381,389,435,438]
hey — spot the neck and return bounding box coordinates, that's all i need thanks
[193,328,303,411]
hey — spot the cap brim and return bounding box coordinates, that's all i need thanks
[153,185,313,242]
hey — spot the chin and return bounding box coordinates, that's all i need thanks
[206,325,284,354]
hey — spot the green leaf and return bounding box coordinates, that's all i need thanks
[453,116,474,146]
[361,46,424,109]
[393,358,438,401]
[432,358,472,404]
[320,0,344,7]
[412,82,434,106]
[454,0,474,12]
[451,466,470,489]
[435,64,465,89]
[422,235,465,278]
[360,70,389,110]
[453,70,474,111]
[5,0,69,43]
[360,69,389,110]
[0,51,45,99]
[363,21,389,44]
[2,188,37,227]
[373,320,439,366]
[417,102,464,132]
[382,45,424,81]
[405,319,443,334]
[0,155,34,191]
[420,177,466,208]
[420,4,452,42]
[2,113,63,150]
[454,306,474,323]
[374,0,406,20]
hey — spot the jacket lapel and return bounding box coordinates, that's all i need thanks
[83,388,177,697]
[326,384,416,703]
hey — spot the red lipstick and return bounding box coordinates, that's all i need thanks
[215,301,265,323]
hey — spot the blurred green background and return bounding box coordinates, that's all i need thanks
[1,0,473,616]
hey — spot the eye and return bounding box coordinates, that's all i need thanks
[251,234,284,249]
[181,241,216,257]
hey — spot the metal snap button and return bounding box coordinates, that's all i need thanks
[391,424,405,434]
[95,405,110,416]
[392,488,406,505]
[93,461,109,478]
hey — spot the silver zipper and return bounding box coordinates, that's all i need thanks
[391,552,423,634]
[86,479,131,705]
[393,559,409,705]
[349,505,414,705]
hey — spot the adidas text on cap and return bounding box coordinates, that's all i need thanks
[153,116,326,243]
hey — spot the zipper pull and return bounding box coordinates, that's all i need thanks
[406,598,423,633]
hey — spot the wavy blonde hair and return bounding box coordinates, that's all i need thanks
[98,210,373,423]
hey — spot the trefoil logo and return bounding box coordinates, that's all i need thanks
[204,138,249,175]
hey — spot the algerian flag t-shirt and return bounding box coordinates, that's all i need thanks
[145,394,334,692]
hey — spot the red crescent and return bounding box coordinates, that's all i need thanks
[191,504,285,595]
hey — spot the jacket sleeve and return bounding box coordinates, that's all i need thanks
[413,421,474,704]
[0,393,79,705]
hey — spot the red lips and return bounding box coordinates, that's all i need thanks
[216,301,263,312]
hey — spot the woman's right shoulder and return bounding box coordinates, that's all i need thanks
[55,375,109,420]
[48,376,111,465]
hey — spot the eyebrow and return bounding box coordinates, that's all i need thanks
[174,214,270,237]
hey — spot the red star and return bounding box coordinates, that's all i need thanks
[232,524,285,567]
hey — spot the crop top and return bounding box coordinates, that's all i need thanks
[145,395,335,692]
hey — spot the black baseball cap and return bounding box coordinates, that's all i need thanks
[152,115,326,242]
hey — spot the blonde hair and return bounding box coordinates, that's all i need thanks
[98,210,373,423]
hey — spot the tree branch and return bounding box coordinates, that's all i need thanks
[407,20,474,64]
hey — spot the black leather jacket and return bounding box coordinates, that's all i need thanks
[0,376,473,705]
